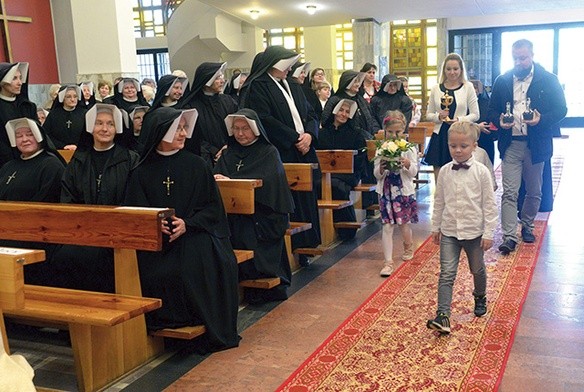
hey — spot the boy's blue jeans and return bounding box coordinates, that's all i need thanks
[437,235,487,317]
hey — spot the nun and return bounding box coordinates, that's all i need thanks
[125,106,240,353]
[239,46,322,262]
[178,62,238,164]
[0,62,37,166]
[148,74,188,111]
[43,84,87,149]
[54,104,139,292]
[0,118,66,285]
[104,77,150,114]
[214,109,295,304]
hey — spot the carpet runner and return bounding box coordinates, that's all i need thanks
[277,156,563,392]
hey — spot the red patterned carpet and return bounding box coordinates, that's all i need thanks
[277,157,564,392]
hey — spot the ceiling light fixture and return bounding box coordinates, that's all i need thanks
[306,5,317,15]
[249,9,260,20]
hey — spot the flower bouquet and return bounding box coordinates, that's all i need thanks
[372,138,414,172]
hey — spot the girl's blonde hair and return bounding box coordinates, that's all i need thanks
[382,110,406,130]
[448,121,480,141]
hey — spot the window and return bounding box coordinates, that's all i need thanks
[390,19,437,118]
[335,24,353,71]
[133,0,183,38]
[137,49,170,81]
[453,33,493,88]
[265,28,304,59]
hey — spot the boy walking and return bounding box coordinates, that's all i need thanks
[427,122,498,334]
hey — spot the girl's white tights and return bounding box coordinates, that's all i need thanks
[381,223,413,262]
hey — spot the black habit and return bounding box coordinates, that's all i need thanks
[240,46,321,250]
[0,124,66,286]
[0,62,37,167]
[318,115,366,240]
[179,62,238,164]
[126,107,239,353]
[43,105,87,149]
[214,109,295,304]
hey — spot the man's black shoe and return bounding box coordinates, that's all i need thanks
[521,227,536,243]
[498,239,517,255]
[474,295,487,317]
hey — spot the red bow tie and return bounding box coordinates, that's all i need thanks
[452,162,470,170]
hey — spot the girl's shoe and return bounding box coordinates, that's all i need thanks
[402,242,414,260]
[380,261,393,277]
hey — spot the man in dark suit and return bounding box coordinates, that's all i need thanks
[488,39,567,255]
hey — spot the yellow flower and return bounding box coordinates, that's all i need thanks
[396,139,408,150]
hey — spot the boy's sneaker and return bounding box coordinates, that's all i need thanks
[402,242,414,261]
[474,295,487,317]
[426,313,451,334]
[380,262,393,277]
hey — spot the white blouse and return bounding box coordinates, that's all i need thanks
[426,82,479,134]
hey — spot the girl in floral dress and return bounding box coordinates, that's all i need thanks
[374,110,419,277]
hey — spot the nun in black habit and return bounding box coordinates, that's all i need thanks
[214,109,295,304]
[318,99,366,240]
[0,62,37,167]
[43,84,87,149]
[0,118,66,286]
[148,74,188,111]
[103,77,150,114]
[370,74,413,133]
[55,104,139,293]
[125,106,240,352]
[239,46,322,253]
[178,62,238,165]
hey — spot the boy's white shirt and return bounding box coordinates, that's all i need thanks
[473,147,497,191]
[431,155,498,240]
[374,145,419,196]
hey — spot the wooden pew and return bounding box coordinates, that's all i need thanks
[57,149,74,163]
[315,150,362,246]
[0,202,174,391]
[215,179,281,290]
[282,163,322,269]
[408,125,430,188]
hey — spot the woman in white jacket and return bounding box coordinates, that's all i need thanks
[423,53,479,180]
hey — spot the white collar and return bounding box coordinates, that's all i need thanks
[21,149,44,160]
[93,143,115,152]
[0,93,16,102]
[156,149,179,156]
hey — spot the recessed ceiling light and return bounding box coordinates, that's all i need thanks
[306,5,317,15]
[249,9,260,20]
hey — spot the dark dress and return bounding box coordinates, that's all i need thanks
[126,107,239,352]
[240,46,322,250]
[55,144,139,293]
[0,143,66,285]
[214,109,295,304]
[318,119,366,240]
[423,84,462,167]
[43,105,87,149]
[104,79,150,114]
[370,74,413,132]
[476,91,496,164]
[0,63,38,167]
[179,63,238,164]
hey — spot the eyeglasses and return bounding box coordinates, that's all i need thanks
[232,126,252,133]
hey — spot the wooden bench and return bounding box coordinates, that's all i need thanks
[408,125,430,188]
[282,163,324,268]
[57,149,74,163]
[315,150,361,246]
[215,179,281,290]
[0,202,175,391]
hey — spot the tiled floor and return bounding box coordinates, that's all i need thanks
[9,130,583,392]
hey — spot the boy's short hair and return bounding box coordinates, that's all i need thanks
[448,121,480,141]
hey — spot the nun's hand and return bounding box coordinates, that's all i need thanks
[63,144,77,151]
[295,133,312,155]
[214,145,228,161]
[168,216,186,243]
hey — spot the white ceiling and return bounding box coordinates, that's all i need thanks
[199,0,584,29]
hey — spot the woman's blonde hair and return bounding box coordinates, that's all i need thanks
[439,53,468,85]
